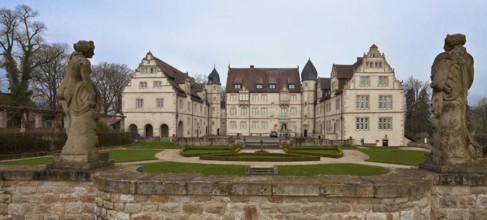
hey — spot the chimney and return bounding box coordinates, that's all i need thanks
[250,65,254,69]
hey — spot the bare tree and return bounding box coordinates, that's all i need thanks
[0,5,54,106]
[471,98,487,134]
[30,43,68,110]
[191,73,207,84]
[91,62,132,115]
[404,76,432,139]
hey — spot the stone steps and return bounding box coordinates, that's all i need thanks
[245,166,278,175]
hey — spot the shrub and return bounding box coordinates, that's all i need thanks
[200,153,320,162]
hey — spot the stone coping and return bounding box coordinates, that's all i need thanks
[91,168,433,199]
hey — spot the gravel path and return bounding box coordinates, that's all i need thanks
[120,149,418,168]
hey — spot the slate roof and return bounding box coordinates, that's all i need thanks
[152,56,205,101]
[301,59,318,81]
[226,66,302,93]
[207,67,221,85]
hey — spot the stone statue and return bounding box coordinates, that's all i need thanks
[421,34,485,173]
[51,40,111,169]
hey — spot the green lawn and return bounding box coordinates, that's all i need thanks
[279,163,385,176]
[359,147,426,166]
[0,156,53,166]
[141,162,385,176]
[105,149,160,162]
[142,162,246,175]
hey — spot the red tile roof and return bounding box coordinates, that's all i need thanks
[226,66,302,93]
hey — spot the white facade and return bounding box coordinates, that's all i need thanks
[122,45,405,145]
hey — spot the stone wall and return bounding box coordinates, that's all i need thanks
[0,166,486,219]
[430,174,487,220]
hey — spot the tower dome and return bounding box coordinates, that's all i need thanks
[301,59,318,81]
[207,66,221,85]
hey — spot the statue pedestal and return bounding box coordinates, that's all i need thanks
[47,152,114,170]
[420,162,487,174]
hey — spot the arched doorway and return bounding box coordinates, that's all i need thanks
[145,124,153,137]
[304,129,308,137]
[177,121,184,137]
[129,124,138,138]
[160,124,169,137]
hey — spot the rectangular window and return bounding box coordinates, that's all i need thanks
[240,121,247,129]
[261,94,267,102]
[187,101,190,111]
[379,117,392,130]
[378,76,389,87]
[153,81,162,88]
[335,99,340,110]
[136,98,144,108]
[359,76,370,87]
[379,95,392,109]
[269,84,276,89]
[239,94,248,101]
[291,94,297,102]
[290,108,297,116]
[252,94,259,102]
[230,108,236,116]
[281,108,288,117]
[261,108,267,116]
[156,98,164,108]
[230,121,236,129]
[252,121,259,129]
[356,117,369,130]
[139,81,148,89]
[252,107,259,116]
[288,84,295,89]
[261,121,268,129]
[356,95,369,109]
[241,108,248,116]
[256,84,262,89]
[234,84,241,89]
[230,94,237,102]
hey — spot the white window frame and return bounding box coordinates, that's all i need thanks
[379,117,392,130]
[136,98,144,109]
[156,98,164,108]
[356,95,369,109]
[356,117,369,130]
[359,76,370,87]
[379,95,392,110]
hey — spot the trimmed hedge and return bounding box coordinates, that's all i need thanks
[283,146,344,158]
[0,131,133,156]
[200,153,320,162]
[180,146,240,157]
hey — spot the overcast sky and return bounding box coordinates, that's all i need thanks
[1,0,486,103]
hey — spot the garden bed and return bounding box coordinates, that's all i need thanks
[283,146,344,158]
[200,153,320,162]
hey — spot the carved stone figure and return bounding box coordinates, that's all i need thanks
[51,40,111,169]
[421,34,485,173]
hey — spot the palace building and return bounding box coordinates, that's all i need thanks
[122,45,405,146]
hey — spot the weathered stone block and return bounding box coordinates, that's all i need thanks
[301,204,325,214]
[119,194,134,202]
[125,203,142,213]
[477,194,487,208]
[434,186,470,196]
[325,204,352,213]
[65,202,83,214]
[440,196,458,208]
[231,183,272,196]
[137,181,187,195]
[365,213,388,220]
[50,203,64,215]
[205,202,226,215]
[113,202,125,211]
[159,203,181,213]
[471,208,487,220]
[148,195,169,203]
[187,182,230,195]
[182,203,204,214]
[273,184,320,196]
[141,202,158,212]
[283,214,320,220]
[277,204,302,214]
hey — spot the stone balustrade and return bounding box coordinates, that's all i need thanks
[0,166,486,219]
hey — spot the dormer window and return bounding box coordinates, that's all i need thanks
[288,84,295,89]
[269,84,276,89]
[234,84,241,89]
[256,84,263,89]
